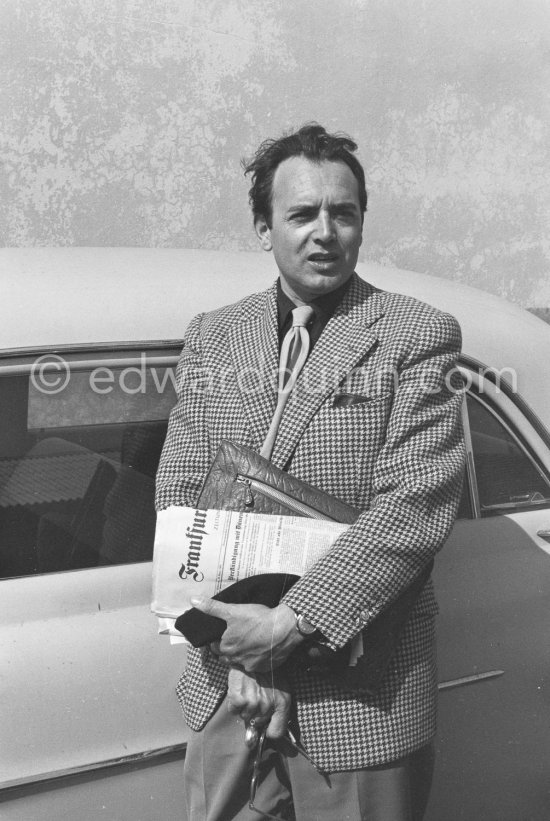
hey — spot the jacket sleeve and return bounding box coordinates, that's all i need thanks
[155,313,211,512]
[282,310,466,650]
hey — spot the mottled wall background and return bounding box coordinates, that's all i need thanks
[2,0,549,307]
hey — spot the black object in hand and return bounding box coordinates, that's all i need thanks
[175,572,350,674]
[175,573,300,647]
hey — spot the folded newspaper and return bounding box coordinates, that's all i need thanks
[152,506,349,621]
[152,506,367,664]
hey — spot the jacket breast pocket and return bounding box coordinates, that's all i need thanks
[331,390,394,410]
[293,392,394,507]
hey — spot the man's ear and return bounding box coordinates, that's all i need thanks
[254,215,272,252]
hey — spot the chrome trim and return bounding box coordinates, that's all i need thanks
[482,497,550,512]
[0,743,187,797]
[460,393,481,519]
[438,670,504,691]
[0,353,180,377]
[0,340,184,359]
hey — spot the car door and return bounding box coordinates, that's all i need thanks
[0,344,190,821]
[426,367,550,821]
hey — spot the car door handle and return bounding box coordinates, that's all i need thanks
[537,530,550,543]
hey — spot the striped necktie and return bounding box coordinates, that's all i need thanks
[260,305,314,460]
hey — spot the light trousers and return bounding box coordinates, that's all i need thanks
[182,696,434,821]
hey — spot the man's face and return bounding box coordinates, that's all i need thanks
[255,156,363,303]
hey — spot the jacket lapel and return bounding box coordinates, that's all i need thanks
[272,275,384,468]
[228,283,279,450]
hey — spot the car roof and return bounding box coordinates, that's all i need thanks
[3,247,549,428]
[1,248,275,350]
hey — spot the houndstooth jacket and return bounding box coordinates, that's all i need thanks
[155,272,465,771]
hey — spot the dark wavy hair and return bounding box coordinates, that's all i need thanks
[242,123,368,226]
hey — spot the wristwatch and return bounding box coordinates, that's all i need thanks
[289,608,320,638]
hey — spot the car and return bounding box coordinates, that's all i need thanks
[1,248,549,821]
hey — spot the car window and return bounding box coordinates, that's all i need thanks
[465,392,550,516]
[0,351,178,578]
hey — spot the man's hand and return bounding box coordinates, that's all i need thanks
[227,666,292,739]
[190,597,303,672]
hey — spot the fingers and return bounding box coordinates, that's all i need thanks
[209,641,234,668]
[265,707,290,738]
[265,691,292,739]
[209,641,231,666]
[227,667,294,749]
[262,672,292,740]
[227,687,272,724]
[190,596,231,619]
[195,602,294,672]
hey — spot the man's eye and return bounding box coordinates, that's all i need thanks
[334,210,357,222]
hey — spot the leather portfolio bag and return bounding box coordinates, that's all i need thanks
[191,439,432,694]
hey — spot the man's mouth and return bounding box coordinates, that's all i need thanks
[308,253,339,263]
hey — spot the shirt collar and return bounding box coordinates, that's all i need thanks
[276,276,352,332]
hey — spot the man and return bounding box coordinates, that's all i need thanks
[156,123,465,820]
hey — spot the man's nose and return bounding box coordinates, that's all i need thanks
[314,212,336,242]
